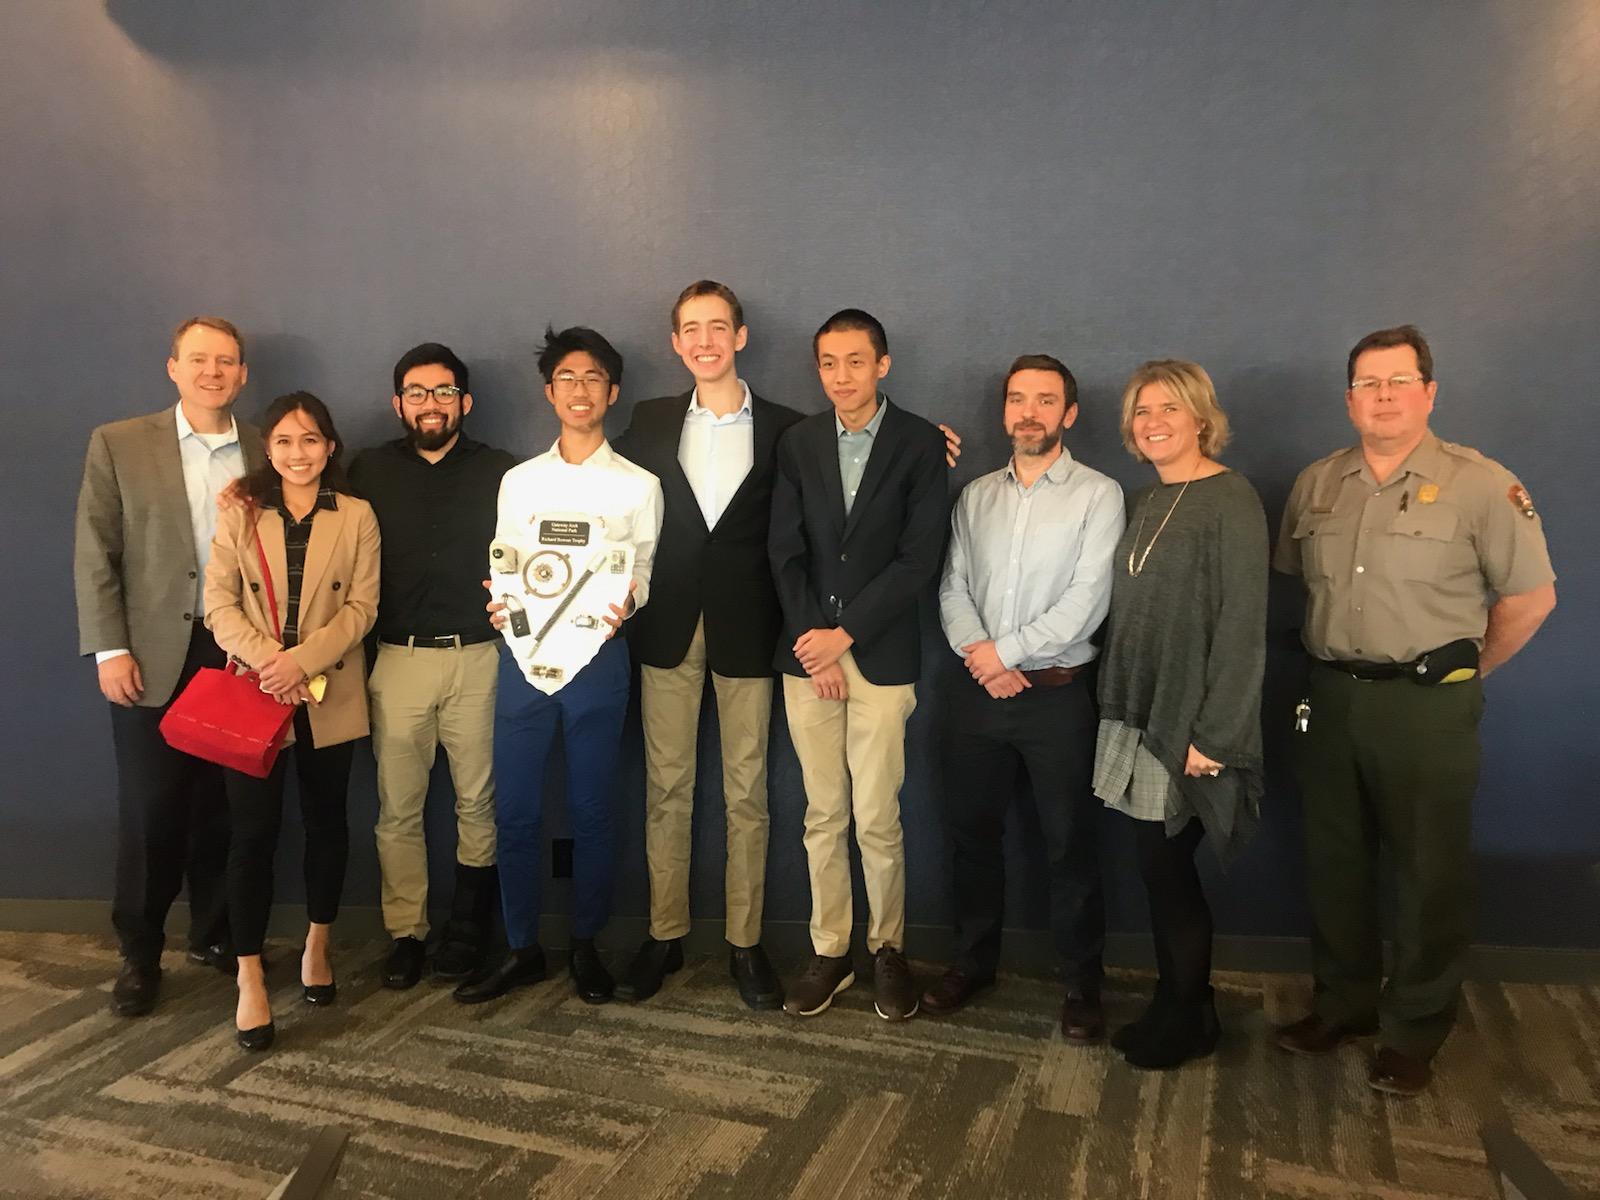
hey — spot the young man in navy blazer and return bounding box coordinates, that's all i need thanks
[610,282,801,1009]
[768,309,949,1021]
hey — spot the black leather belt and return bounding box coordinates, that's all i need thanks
[1321,639,1479,685]
[1021,664,1085,688]
[1323,658,1412,681]
[381,631,498,649]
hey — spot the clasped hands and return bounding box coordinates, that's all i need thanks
[795,626,853,700]
[961,640,1031,699]
[258,650,314,705]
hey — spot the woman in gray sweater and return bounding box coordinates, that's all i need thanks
[1094,360,1268,1070]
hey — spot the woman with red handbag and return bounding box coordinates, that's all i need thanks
[204,391,380,1051]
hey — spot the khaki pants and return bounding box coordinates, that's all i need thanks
[782,650,916,957]
[369,640,499,941]
[640,619,772,946]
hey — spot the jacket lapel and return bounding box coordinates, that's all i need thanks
[812,412,848,537]
[660,392,711,536]
[252,507,292,640]
[841,400,897,544]
[711,394,767,531]
[298,503,339,610]
[146,409,200,570]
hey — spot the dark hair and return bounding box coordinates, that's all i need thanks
[1347,324,1434,385]
[392,342,469,395]
[238,391,350,503]
[536,326,623,386]
[671,280,744,331]
[1002,354,1078,410]
[170,315,244,362]
[813,308,888,361]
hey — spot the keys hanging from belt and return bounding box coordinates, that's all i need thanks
[1294,700,1311,733]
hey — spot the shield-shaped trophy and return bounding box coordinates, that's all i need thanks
[488,512,635,694]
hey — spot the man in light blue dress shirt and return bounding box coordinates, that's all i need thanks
[926,354,1124,1041]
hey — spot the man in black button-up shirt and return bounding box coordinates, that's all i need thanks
[347,343,515,990]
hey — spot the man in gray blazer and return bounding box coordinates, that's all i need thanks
[74,316,265,1016]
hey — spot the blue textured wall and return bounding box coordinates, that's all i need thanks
[4,1,1595,947]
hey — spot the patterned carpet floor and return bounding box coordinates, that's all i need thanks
[0,931,1596,1199]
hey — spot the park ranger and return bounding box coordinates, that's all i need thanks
[1272,324,1556,1096]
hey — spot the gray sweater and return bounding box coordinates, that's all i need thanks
[1097,470,1268,864]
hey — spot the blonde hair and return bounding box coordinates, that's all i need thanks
[1118,359,1231,462]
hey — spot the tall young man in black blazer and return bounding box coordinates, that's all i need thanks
[610,281,802,1008]
[768,309,949,1021]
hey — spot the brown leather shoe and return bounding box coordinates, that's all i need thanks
[920,967,993,1015]
[1274,1013,1377,1056]
[1368,1046,1431,1096]
[1059,988,1104,1043]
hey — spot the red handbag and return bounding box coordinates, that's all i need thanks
[160,507,296,778]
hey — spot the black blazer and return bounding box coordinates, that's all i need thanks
[768,399,949,687]
[614,389,804,677]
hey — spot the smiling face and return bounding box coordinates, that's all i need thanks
[815,328,890,426]
[266,406,335,491]
[393,361,471,452]
[1003,367,1077,458]
[671,293,747,387]
[1346,343,1436,453]
[167,324,247,420]
[544,349,618,435]
[1130,381,1204,472]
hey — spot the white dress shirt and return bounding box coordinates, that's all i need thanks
[939,447,1125,671]
[677,380,754,529]
[96,401,245,664]
[496,438,664,610]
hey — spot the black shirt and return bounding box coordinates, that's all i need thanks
[266,484,339,648]
[348,435,516,643]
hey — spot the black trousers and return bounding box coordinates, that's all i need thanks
[223,707,354,957]
[108,622,230,966]
[940,669,1104,989]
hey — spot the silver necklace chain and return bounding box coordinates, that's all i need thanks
[1126,469,1198,577]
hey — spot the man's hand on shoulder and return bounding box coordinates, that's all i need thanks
[937,423,963,469]
[217,479,246,513]
[97,653,143,706]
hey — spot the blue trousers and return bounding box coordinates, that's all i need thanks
[493,638,631,949]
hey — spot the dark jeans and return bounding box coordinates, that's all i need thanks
[494,639,631,949]
[108,622,230,966]
[940,668,1103,990]
[223,707,354,957]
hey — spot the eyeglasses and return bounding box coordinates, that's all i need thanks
[1350,374,1426,393]
[552,372,610,393]
[400,384,463,404]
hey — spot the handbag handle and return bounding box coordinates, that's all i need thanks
[248,503,284,644]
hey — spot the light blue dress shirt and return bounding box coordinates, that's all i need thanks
[939,447,1125,670]
[834,394,889,516]
[677,380,754,529]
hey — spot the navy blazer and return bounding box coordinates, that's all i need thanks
[768,399,949,687]
[614,389,804,677]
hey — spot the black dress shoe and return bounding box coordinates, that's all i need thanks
[111,960,161,1017]
[569,939,614,1005]
[383,936,427,990]
[453,947,547,1004]
[920,967,993,1016]
[236,1021,276,1052]
[1123,988,1221,1070]
[1112,983,1173,1054]
[614,937,683,1003]
[187,943,237,974]
[730,944,784,1010]
[1368,1045,1432,1096]
[1059,987,1106,1043]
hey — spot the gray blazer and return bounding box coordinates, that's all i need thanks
[74,406,265,707]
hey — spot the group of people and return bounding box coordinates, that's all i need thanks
[73,282,1555,1098]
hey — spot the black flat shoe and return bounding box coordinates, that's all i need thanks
[303,980,337,1005]
[236,1021,276,1052]
[454,947,547,1004]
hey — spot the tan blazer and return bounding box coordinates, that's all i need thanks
[74,407,265,706]
[204,494,380,748]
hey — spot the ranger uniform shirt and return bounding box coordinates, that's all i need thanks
[1274,432,1554,663]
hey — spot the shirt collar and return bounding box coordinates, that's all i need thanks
[1338,430,1443,481]
[835,394,889,439]
[540,437,618,467]
[1006,444,1076,486]
[266,483,339,518]
[686,380,753,421]
[174,401,240,447]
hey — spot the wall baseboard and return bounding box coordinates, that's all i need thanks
[4,898,1594,984]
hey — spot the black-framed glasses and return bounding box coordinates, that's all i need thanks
[400,384,463,404]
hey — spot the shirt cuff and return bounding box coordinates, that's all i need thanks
[94,649,131,665]
[994,633,1023,671]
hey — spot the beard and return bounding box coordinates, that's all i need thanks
[1010,425,1062,458]
[404,411,461,452]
